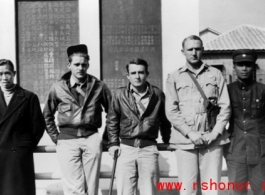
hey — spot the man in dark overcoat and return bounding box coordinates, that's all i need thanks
[0,59,45,195]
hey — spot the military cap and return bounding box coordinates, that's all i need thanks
[67,44,88,57]
[232,49,257,63]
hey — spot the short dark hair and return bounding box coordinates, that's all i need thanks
[182,35,203,49]
[68,52,90,63]
[126,58,149,73]
[0,59,15,72]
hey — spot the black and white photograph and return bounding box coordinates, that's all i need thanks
[0,0,265,194]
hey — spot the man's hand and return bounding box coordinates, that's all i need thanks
[108,146,121,159]
[187,131,205,145]
[203,131,219,145]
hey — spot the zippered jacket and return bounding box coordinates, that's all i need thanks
[107,82,171,147]
[43,71,112,143]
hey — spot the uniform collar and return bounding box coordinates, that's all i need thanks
[179,62,209,74]
[236,79,255,91]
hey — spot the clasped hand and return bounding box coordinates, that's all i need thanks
[187,131,219,146]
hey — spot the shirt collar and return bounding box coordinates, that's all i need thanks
[179,62,209,74]
[69,75,88,88]
[129,83,150,96]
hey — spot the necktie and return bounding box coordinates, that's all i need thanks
[76,85,86,97]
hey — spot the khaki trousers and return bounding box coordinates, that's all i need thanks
[116,144,159,195]
[56,133,102,195]
[175,145,223,195]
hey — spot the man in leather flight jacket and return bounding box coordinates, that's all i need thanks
[43,44,111,195]
[224,49,265,195]
[107,58,171,195]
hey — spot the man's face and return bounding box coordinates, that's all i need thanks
[126,64,148,88]
[0,65,15,88]
[68,55,89,82]
[234,61,255,81]
[182,39,203,65]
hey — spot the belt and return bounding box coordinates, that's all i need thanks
[59,126,97,137]
[121,138,156,148]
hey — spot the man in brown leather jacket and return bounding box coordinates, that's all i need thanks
[107,58,171,195]
[224,49,265,195]
[43,44,111,195]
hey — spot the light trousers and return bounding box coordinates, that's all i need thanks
[116,144,159,195]
[56,133,102,195]
[175,145,223,195]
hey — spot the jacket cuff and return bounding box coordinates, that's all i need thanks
[108,142,120,149]
[162,137,170,144]
[212,124,224,135]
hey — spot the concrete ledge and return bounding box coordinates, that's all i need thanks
[35,171,229,180]
[34,143,174,153]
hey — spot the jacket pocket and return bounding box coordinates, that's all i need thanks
[176,82,192,101]
[251,98,265,117]
[120,119,132,129]
[58,104,72,125]
[205,77,218,97]
[120,119,133,136]
[58,104,71,113]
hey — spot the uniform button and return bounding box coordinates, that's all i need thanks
[243,109,246,112]
[243,98,246,101]
[244,132,247,134]
[243,121,246,123]
[242,87,245,90]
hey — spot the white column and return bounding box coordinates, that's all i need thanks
[162,0,199,89]
[79,0,101,79]
[0,0,16,81]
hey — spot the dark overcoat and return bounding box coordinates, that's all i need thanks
[0,85,45,195]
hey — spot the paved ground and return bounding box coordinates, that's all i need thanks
[36,177,254,195]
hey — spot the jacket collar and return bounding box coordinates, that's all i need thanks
[179,62,210,74]
[236,79,255,91]
[69,75,88,88]
[60,71,97,106]
[61,71,89,86]
[126,82,153,97]
[0,85,27,124]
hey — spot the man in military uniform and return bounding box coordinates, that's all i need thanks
[166,35,231,195]
[224,49,265,195]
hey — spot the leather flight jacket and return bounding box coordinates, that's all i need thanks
[107,82,171,148]
[43,71,111,143]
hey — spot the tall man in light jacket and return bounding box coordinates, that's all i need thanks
[43,44,112,195]
[107,58,171,195]
[166,35,231,195]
